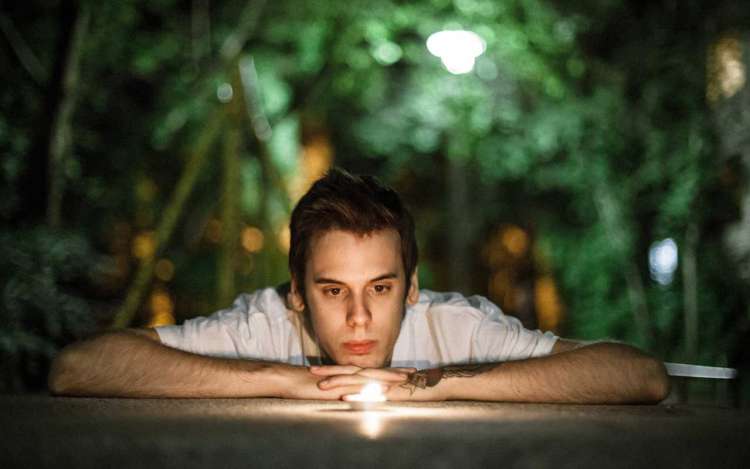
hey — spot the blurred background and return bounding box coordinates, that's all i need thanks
[1,0,748,403]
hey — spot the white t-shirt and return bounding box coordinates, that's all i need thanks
[155,287,558,369]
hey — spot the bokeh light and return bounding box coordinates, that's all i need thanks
[132,231,156,260]
[154,258,175,282]
[241,226,264,253]
[217,82,234,103]
[426,30,486,74]
[707,33,745,103]
[146,288,175,327]
[649,238,679,285]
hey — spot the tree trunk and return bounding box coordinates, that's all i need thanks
[594,183,653,347]
[239,55,293,280]
[13,0,85,224]
[0,12,45,85]
[216,66,243,309]
[216,127,241,308]
[47,0,89,228]
[447,157,471,294]
[682,222,699,361]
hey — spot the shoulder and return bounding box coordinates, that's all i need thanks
[173,287,289,332]
[398,290,509,367]
[415,289,503,322]
[154,286,291,356]
[213,287,289,323]
[408,289,558,362]
[409,289,526,334]
[402,290,500,338]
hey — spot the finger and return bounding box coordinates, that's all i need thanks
[309,365,361,376]
[356,368,412,382]
[314,384,366,400]
[389,367,418,373]
[383,382,417,400]
[318,375,367,389]
[318,374,389,390]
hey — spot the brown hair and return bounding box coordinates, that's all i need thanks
[289,168,418,297]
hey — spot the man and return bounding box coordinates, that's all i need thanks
[49,169,670,403]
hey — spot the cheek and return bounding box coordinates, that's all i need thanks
[307,299,344,332]
[374,298,405,329]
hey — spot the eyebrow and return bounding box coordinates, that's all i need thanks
[313,272,399,285]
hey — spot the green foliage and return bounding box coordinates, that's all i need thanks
[1,0,748,395]
[0,229,96,392]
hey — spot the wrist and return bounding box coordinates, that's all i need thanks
[403,367,452,401]
[432,363,504,401]
[433,368,455,400]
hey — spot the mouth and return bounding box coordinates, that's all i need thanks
[342,340,377,355]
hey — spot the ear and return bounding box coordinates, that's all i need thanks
[289,277,306,312]
[406,267,420,305]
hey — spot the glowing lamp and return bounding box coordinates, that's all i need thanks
[426,30,486,74]
[347,382,387,410]
[649,238,678,285]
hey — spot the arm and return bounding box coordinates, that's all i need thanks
[395,340,670,404]
[48,328,370,399]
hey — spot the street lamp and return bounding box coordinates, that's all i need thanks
[426,30,486,74]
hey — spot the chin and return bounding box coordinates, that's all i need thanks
[340,354,386,369]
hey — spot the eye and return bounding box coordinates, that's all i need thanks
[373,284,391,294]
[325,287,342,297]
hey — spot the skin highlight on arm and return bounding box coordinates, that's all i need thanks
[47,328,372,400]
[48,328,279,398]
[396,342,670,404]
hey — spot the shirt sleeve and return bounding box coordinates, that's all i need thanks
[468,295,558,362]
[155,294,256,359]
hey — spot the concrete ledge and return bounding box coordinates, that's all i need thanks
[1,395,748,468]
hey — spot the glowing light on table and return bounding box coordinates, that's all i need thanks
[359,411,384,439]
[426,30,486,74]
[347,382,387,407]
[345,383,387,438]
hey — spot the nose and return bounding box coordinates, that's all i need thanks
[346,294,372,328]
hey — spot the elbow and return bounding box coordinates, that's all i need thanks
[48,347,82,396]
[644,358,671,403]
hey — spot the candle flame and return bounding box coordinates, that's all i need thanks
[361,382,386,401]
[348,382,386,403]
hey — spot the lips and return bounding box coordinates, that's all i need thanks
[343,340,377,355]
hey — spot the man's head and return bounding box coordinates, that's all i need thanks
[288,169,419,367]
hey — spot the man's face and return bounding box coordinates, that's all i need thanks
[293,228,417,368]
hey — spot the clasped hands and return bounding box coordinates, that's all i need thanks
[308,365,445,401]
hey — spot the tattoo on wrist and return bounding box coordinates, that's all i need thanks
[400,364,499,395]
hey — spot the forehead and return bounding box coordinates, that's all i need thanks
[306,229,403,280]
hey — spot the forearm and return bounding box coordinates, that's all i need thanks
[410,343,670,404]
[48,330,295,398]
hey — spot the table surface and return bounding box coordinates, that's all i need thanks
[2,395,748,468]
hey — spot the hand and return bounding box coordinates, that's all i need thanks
[309,365,416,396]
[272,364,383,400]
[309,365,447,401]
[379,368,449,402]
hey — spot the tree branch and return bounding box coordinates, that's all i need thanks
[0,12,45,86]
[111,108,226,329]
[46,1,90,228]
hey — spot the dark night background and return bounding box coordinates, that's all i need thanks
[1,0,749,404]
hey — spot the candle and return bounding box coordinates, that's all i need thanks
[346,382,386,410]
